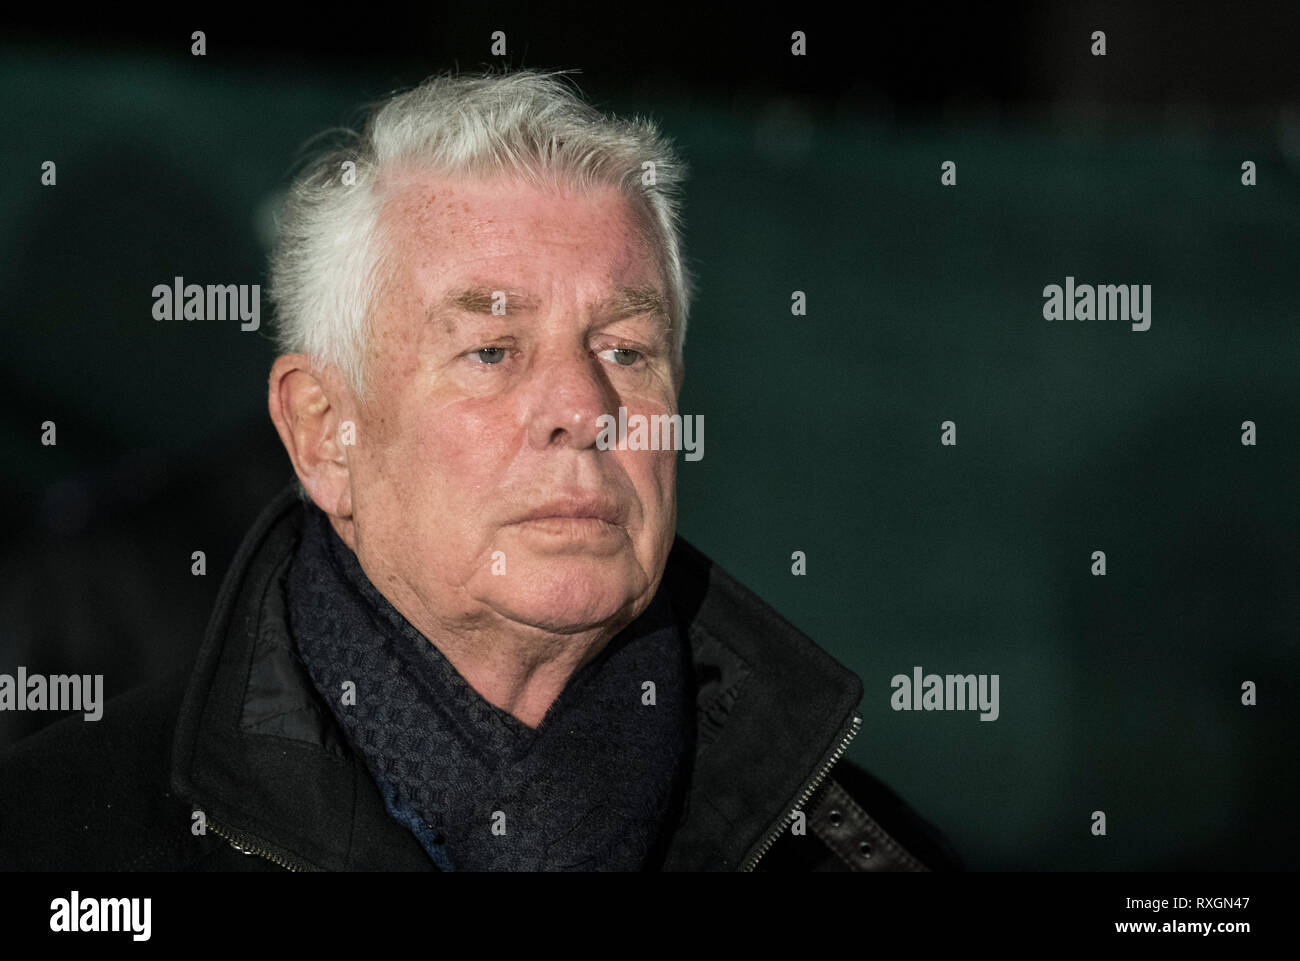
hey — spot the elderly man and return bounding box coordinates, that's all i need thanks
[0,70,959,872]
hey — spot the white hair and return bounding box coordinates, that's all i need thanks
[269,68,692,401]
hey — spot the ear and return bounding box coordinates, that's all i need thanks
[267,354,354,520]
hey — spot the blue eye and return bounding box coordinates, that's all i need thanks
[605,348,641,366]
[475,347,507,364]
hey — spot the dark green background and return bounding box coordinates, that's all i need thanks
[3,47,1296,870]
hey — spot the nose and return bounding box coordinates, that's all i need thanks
[524,343,618,451]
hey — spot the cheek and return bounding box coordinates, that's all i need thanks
[643,453,678,568]
[652,450,677,504]
[408,398,518,506]
[621,449,677,534]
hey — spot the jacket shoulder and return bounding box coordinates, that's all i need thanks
[0,668,205,870]
[664,537,959,872]
[664,535,865,723]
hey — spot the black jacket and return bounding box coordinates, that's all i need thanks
[0,484,962,872]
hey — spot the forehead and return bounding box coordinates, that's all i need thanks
[379,169,660,287]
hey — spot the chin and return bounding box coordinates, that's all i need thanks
[474,554,647,635]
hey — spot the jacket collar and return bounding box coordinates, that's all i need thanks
[171,484,863,871]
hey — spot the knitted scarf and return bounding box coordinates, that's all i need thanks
[286,504,694,871]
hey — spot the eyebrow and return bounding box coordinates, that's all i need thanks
[593,284,671,324]
[433,283,673,331]
[439,287,540,315]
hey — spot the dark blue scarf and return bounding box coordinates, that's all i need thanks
[287,504,693,871]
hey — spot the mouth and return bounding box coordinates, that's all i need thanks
[512,495,625,527]
[513,516,621,540]
[508,494,627,545]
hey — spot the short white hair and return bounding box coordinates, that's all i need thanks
[269,68,692,401]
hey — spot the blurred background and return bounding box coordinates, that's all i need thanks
[2,2,1297,870]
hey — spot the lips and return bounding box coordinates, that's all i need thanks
[512,494,625,527]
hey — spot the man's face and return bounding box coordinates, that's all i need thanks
[343,170,680,641]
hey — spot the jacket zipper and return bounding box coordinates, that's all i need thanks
[206,817,311,872]
[740,711,863,872]
[204,711,862,874]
